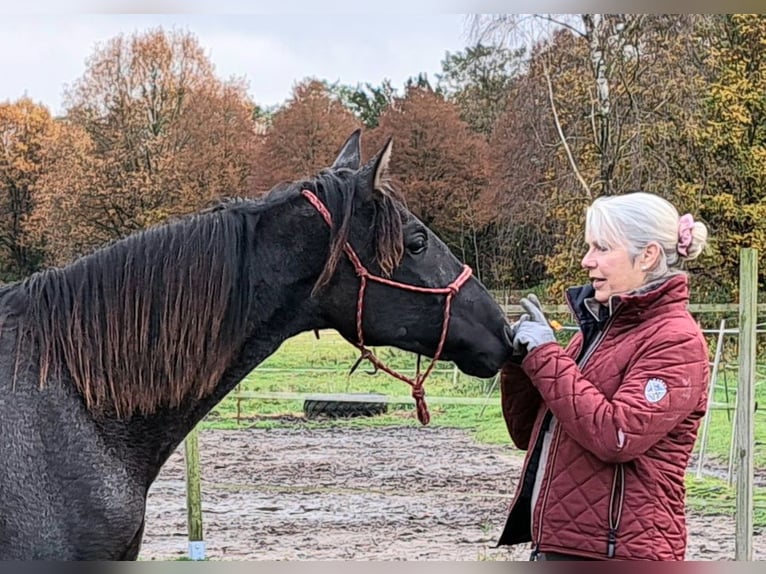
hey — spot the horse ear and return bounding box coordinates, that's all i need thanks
[331,129,362,170]
[363,137,393,197]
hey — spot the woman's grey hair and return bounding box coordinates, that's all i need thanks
[585,192,709,281]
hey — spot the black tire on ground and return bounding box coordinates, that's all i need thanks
[303,396,388,419]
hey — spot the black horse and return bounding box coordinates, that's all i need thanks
[0,130,511,559]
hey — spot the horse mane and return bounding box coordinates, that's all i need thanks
[16,168,406,418]
[19,200,263,418]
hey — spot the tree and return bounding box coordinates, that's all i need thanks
[437,43,526,138]
[487,60,556,290]
[368,86,496,281]
[26,120,109,265]
[404,72,438,92]
[332,76,439,130]
[685,14,766,296]
[0,98,54,279]
[248,79,362,194]
[32,27,258,263]
[331,79,397,129]
[477,15,712,295]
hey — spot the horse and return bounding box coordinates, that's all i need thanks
[0,130,511,560]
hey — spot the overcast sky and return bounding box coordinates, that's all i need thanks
[0,12,478,115]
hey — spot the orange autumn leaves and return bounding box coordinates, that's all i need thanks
[1,29,493,280]
[3,17,766,301]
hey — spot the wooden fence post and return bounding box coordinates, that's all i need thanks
[184,426,206,560]
[735,247,757,561]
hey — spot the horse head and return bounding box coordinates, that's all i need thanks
[304,130,511,380]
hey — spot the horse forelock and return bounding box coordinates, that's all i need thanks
[308,171,405,292]
[20,203,259,418]
[372,177,406,277]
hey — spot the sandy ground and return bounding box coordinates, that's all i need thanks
[138,424,765,561]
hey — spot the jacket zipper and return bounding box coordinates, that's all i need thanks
[533,422,562,553]
[530,543,541,561]
[608,464,625,557]
[499,400,550,551]
[532,303,622,557]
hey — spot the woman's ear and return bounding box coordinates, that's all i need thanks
[641,242,662,271]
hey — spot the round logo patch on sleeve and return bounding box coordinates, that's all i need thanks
[644,378,668,403]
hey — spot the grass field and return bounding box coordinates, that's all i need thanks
[199,329,766,528]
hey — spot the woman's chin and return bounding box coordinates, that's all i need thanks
[593,290,609,304]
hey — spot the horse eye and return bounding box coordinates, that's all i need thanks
[407,235,427,255]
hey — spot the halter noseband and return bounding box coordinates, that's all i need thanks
[302,189,473,425]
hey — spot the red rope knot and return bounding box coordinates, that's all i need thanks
[343,246,369,279]
[352,259,368,279]
[446,265,472,296]
[411,383,430,425]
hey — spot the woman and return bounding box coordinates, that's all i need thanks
[498,192,710,561]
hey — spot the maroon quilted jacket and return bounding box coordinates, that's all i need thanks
[497,274,709,560]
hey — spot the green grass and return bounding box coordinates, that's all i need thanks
[203,329,500,429]
[200,329,766,529]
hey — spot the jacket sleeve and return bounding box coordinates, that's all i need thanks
[521,329,709,463]
[499,360,543,450]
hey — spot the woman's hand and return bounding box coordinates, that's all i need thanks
[514,294,556,352]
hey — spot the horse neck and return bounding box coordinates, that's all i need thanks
[113,334,297,485]
[107,198,331,484]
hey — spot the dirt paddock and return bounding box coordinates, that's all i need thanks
[138,424,765,561]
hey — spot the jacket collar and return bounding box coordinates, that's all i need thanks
[565,273,690,327]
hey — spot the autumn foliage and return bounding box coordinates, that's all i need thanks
[1,17,765,302]
[365,87,495,277]
[29,28,258,265]
[0,98,55,278]
[248,80,361,195]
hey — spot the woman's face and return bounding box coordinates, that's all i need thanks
[581,235,647,304]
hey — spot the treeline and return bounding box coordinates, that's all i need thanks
[2,15,765,302]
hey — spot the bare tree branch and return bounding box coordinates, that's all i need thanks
[537,14,587,38]
[541,56,592,199]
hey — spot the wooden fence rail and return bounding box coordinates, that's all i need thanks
[502,303,766,315]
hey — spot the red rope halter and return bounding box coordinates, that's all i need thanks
[302,189,473,425]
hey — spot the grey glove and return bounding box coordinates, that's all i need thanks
[514,294,556,352]
[505,313,530,362]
